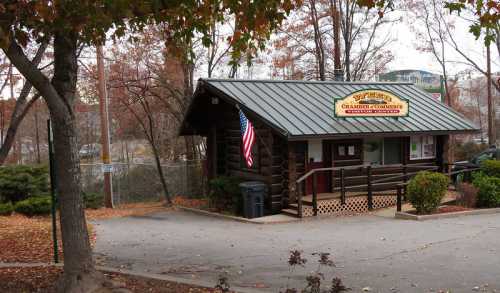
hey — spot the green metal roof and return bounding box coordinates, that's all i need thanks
[198,78,479,138]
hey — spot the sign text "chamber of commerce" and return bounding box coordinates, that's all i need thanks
[334,89,409,117]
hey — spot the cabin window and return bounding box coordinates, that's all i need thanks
[410,135,436,160]
[308,139,322,163]
[333,140,362,162]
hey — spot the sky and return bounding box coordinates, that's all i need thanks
[376,9,499,78]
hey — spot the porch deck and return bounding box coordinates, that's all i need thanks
[282,191,399,217]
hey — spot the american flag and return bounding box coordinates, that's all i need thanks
[239,109,255,168]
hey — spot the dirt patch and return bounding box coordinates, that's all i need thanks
[436,205,472,214]
[0,266,220,293]
[407,205,472,215]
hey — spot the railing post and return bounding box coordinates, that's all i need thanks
[312,172,318,216]
[340,168,346,205]
[367,165,373,210]
[440,161,446,173]
[396,185,402,212]
[297,182,303,218]
[403,164,408,183]
[331,170,335,193]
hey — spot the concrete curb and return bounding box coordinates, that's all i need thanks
[176,205,300,224]
[97,266,267,293]
[395,207,500,221]
[0,262,266,293]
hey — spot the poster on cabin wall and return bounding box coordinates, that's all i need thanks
[334,89,409,117]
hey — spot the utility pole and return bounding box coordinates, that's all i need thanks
[97,45,114,208]
[486,37,496,146]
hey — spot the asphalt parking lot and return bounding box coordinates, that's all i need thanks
[93,210,500,292]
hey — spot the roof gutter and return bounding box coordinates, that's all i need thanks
[287,129,480,141]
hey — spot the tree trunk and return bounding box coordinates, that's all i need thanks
[4,32,102,292]
[34,102,41,164]
[309,0,325,81]
[151,141,172,205]
[49,33,101,292]
[0,42,47,165]
[0,95,39,164]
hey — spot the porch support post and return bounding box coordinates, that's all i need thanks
[312,172,318,216]
[367,165,373,210]
[397,185,402,212]
[340,168,346,205]
[287,142,297,205]
[438,135,451,175]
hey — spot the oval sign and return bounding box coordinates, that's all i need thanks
[334,89,409,117]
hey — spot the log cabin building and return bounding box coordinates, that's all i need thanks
[180,79,478,217]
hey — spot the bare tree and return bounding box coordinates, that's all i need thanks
[0,41,48,164]
[272,0,396,81]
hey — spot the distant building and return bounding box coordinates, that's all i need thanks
[379,70,443,101]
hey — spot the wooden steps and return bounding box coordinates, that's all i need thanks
[281,208,300,217]
[280,200,313,218]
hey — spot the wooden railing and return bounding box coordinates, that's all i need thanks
[294,163,443,218]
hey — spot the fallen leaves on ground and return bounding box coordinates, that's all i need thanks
[85,201,170,221]
[0,266,223,293]
[0,202,169,263]
[0,266,62,293]
[106,272,221,293]
[0,214,63,263]
[172,196,208,209]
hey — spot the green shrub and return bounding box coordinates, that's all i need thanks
[0,165,49,203]
[472,173,500,208]
[407,171,449,214]
[83,192,104,209]
[481,160,500,178]
[0,202,14,216]
[208,176,243,215]
[14,196,52,216]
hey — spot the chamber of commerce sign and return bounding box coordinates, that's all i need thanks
[334,89,409,117]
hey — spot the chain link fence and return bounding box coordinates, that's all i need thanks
[81,160,206,205]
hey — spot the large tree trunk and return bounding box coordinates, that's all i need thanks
[50,32,101,292]
[4,32,102,293]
